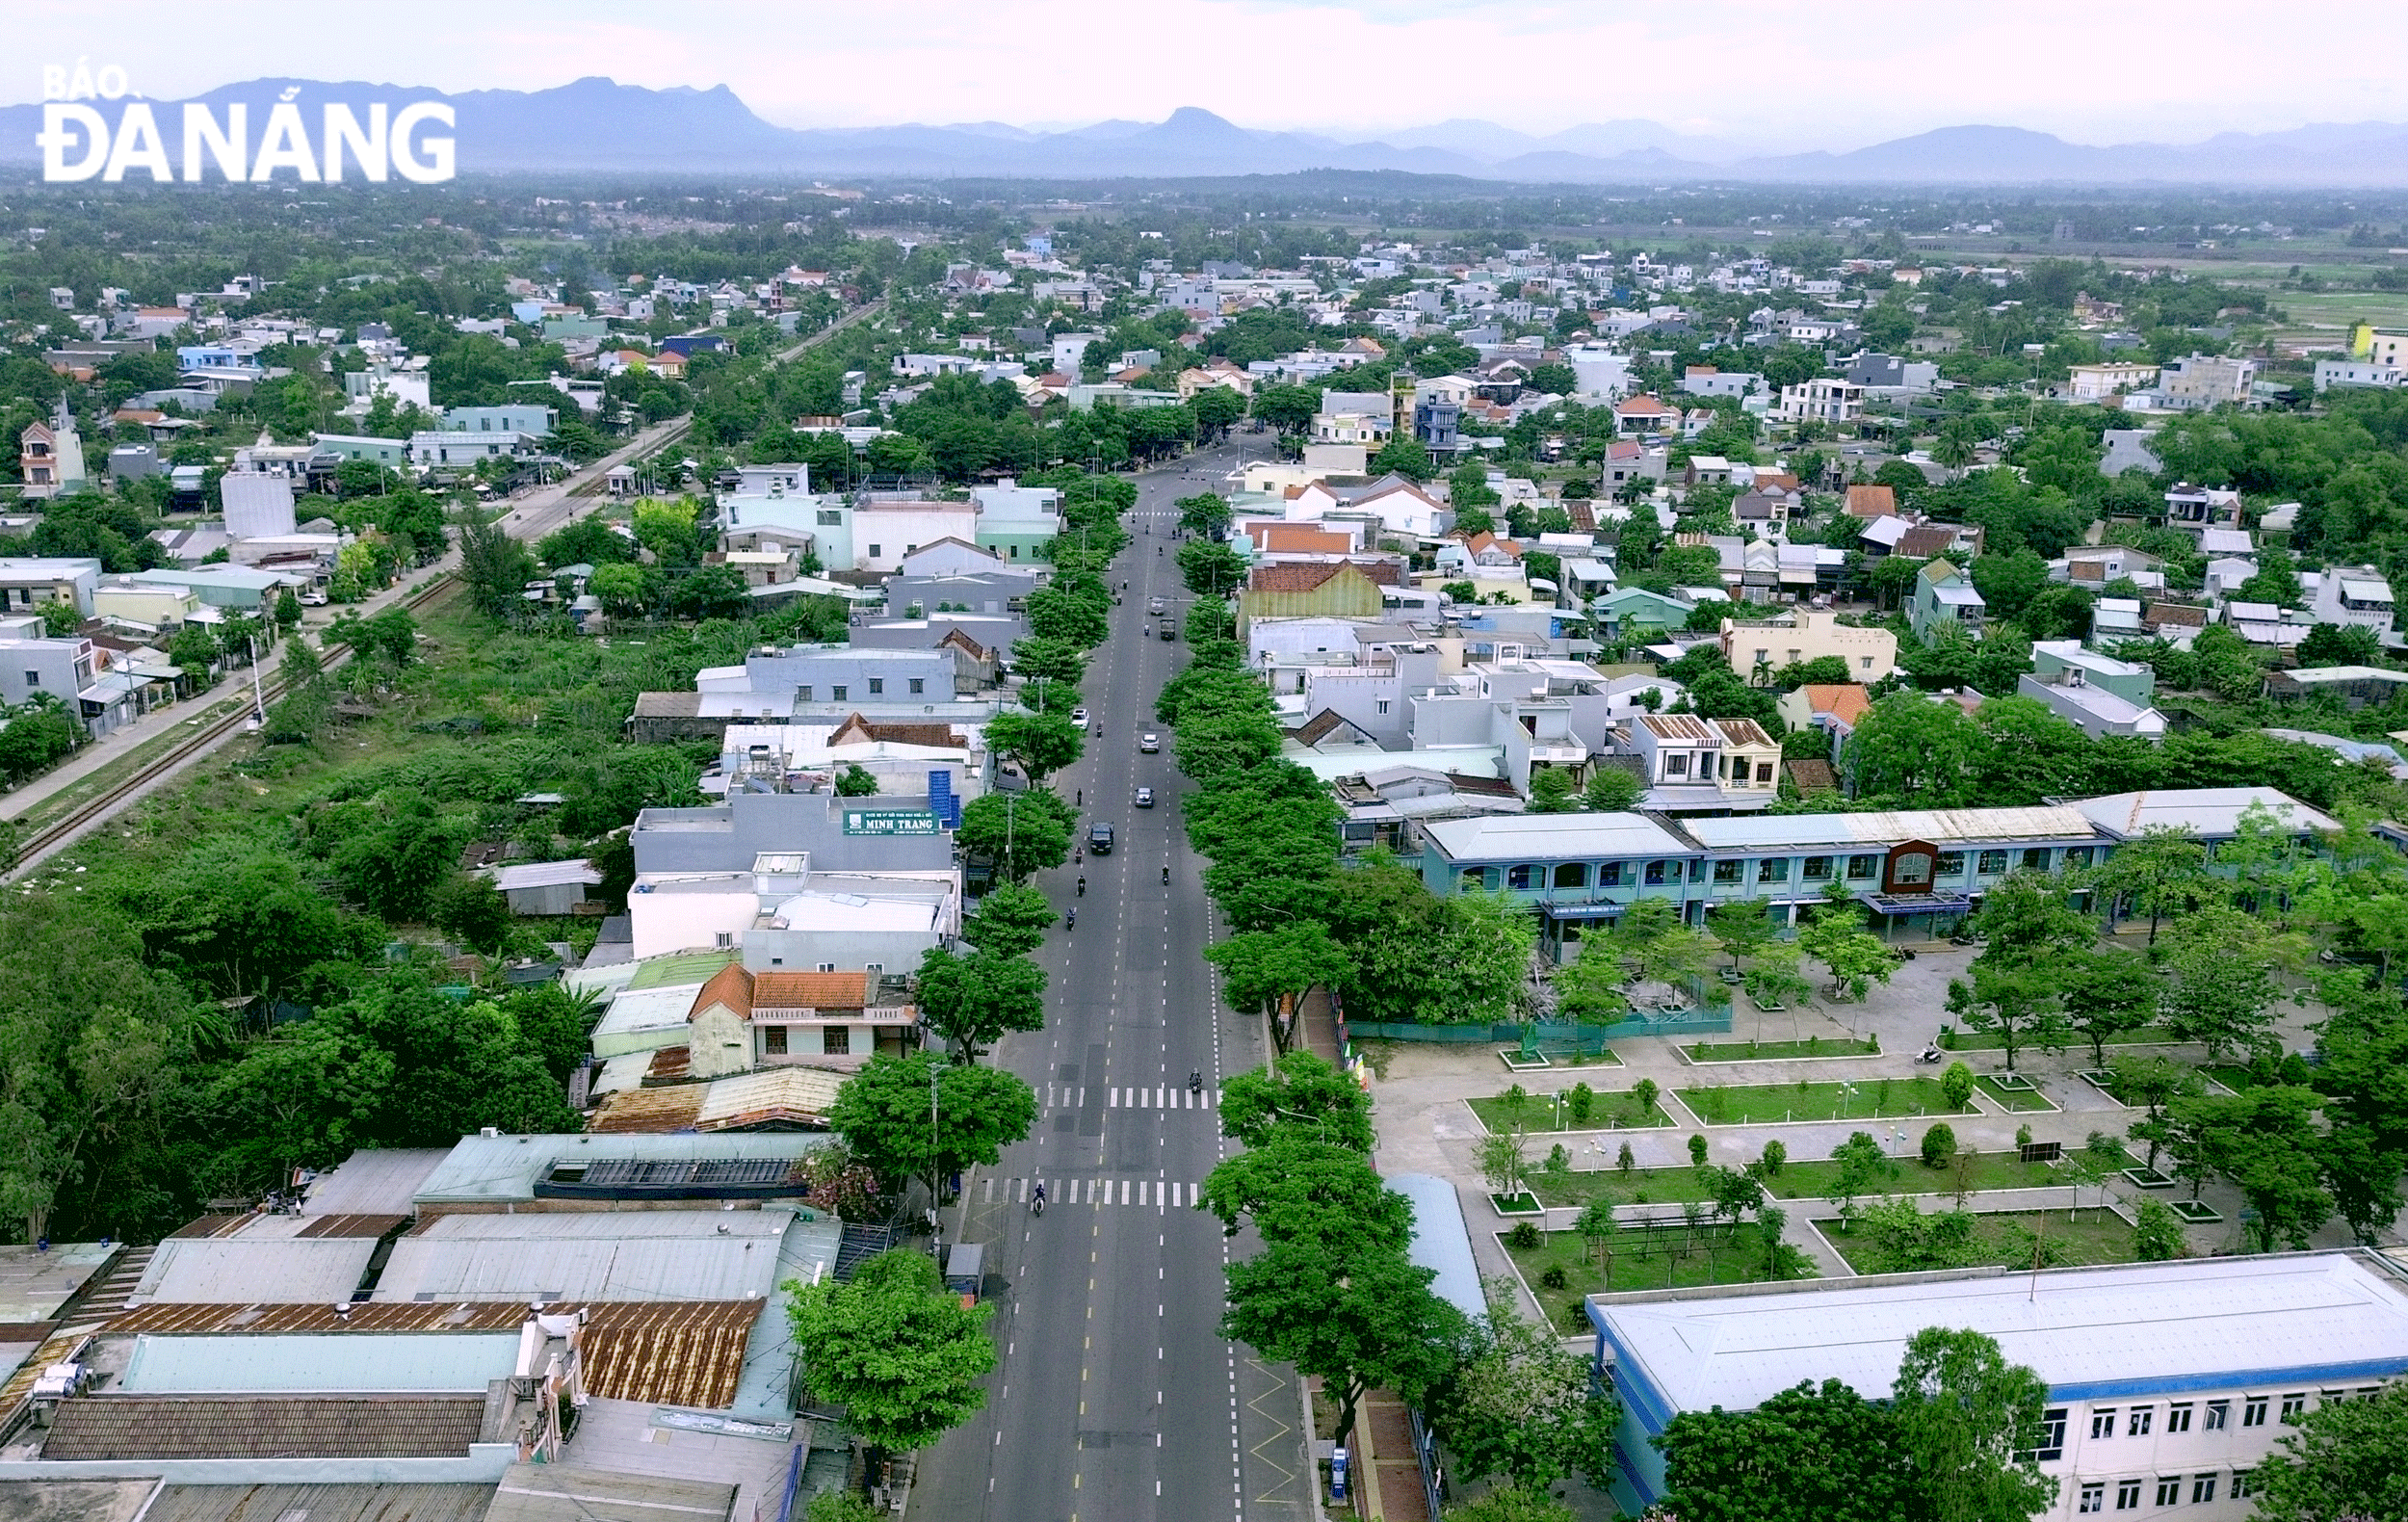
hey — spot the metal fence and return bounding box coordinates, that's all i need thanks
[1344,1007,1732,1052]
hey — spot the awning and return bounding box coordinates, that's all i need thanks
[1861,890,1973,915]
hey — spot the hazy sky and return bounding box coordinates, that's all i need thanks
[12,0,2406,149]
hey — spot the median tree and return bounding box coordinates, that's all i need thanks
[787,1248,995,1456]
[1177,538,1248,599]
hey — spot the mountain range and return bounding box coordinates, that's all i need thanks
[9,77,2408,186]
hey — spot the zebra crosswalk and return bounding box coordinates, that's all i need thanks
[986,1176,1205,1209]
[1043,1085,1222,1109]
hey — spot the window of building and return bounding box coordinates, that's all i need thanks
[2232,1471,2255,1500]
[1936,851,1966,877]
[868,678,884,695]
[714,931,733,949]
[831,685,848,700]
[2127,1407,2152,1437]
[1847,853,1879,879]
[2204,1400,2228,1431]
[2243,1398,2267,1428]
[1554,863,1588,888]
[1664,752,1689,777]
[909,678,925,695]
[1860,655,1876,670]
[818,510,842,526]
[2281,1394,2307,1421]
[1601,862,1624,887]
[2023,848,2051,871]
[1691,859,1712,880]
[823,1026,851,1056]
[23,670,39,688]
[1977,850,2007,875]
[2166,1404,2192,1433]
[1376,699,1390,714]
[2090,1408,2118,1440]
[1463,868,1492,891]
[1803,855,1833,880]
[1760,858,1790,881]
[2063,846,2092,869]
[2078,1483,2104,1514]
[1756,762,1774,784]
[868,544,882,559]
[2036,1408,2066,1462]
[1507,864,1534,890]
[2191,1475,2216,1505]
[1894,853,1932,885]
[798,686,812,701]
[2115,1479,2141,1510]
[1644,861,1667,885]
[2154,1478,2181,1507]
[1714,859,1742,883]
[764,1027,788,1055]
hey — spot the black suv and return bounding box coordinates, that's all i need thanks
[1087,822,1114,854]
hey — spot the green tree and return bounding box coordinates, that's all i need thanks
[1177,538,1249,599]
[913,946,1047,1061]
[1527,767,1577,813]
[1710,901,1779,973]
[834,762,879,798]
[1438,1486,1576,1522]
[1428,1311,1619,1491]
[1797,912,1899,1003]
[2159,905,2285,1062]
[787,1248,995,1454]
[429,874,514,954]
[1655,1378,1924,1522]
[984,708,1086,785]
[957,882,1055,958]
[1944,963,2068,1073]
[1205,922,1350,1047]
[1025,585,1109,647]
[1825,1130,1901,1217]
[2130,1198,2185,1261]
[1218,1050,1374,1153]
[1889,1326,2058,1522]
[457,509,540,620]
[955,789,1072,881]
[589,561,652,617]
[1843,691,1985,805]
[1370,434,1434,482]
[1221,1228,1458,1449]
[827,1051,1038,1192]
[2094,826,2211,943]
[2248,1379,2408,1522]
[1584,767,1643,811]
[2057,948,2159,1065]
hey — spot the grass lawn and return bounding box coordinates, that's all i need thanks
[1817,1208,2141,1273]
[1527,1147,2095,1210]
[1941,1025,2186,1055]
[1502,1223,1805,1332]
[1976,1075,2058,1113]
[1684,1036,1878,1062]
[1469,1087,1675,1134]
[7,696,246,832]
[1678,1076,1974,1125]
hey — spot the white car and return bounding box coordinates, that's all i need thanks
[1070,706,1089,726]
[1140,732,1160,752]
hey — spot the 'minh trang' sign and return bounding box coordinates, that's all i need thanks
[36,70,456,182]
[843,808,941,836]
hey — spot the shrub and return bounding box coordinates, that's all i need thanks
[1688,1134,1710,1168]
[2133,1198,2185,1262]
[1759,1139,1787,1176]
[1538,1264,1569,1290]
[1920,1122,1958,1169]
[1507,1220,1541,1249]
[1544,1143,1570,1174]
[2015,1123,2032,1149]
[1940,1061,1976,1111]
[1615,1142,1635,1175]
[1565,1300,1590,1329]
[1633,1078,1659,1115]
[1569,1081,1595,1123]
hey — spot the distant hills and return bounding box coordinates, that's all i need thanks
[8,78,2408,186]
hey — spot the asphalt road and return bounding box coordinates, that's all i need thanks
[912,435,1314,1522]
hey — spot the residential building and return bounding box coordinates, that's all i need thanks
[696,643,956,716]
[2314,358,2402,393]
[1909,558,1986,642]
[407,429,539,468]
[1845,485,1898,518]
[1612,395,1680,437]
[970,476,1063,565]
[2064,361,2160,401]
[1678,366,1762,399]
[441,403,557,437]
[2154,354,2259,411]
[2020,641,2167,741]
[0,556,103,617]
[1774,682,1873,753]
[221,467,299,540]
[627,856,957,966]
[2265,665,2408,707]
[2306,564,2396,642]
[488,858,603,915]
[1235,560,1397,637]
[1720,610,1898,683]
[677,963,916,1075]
[16,410,86,500]
[851,496,980,573]
[2359,327,2408,371]
[1591,1252,2408,1520]
[1773,377,1865,425]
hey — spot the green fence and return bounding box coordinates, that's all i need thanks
[1344,1007,1731,1055]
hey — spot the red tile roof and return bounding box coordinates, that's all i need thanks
[1845,485,1898,517]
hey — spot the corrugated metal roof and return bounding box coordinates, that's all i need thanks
[118,1331,520,1392]
[411,1133,838,1204]
[133,1236,378,1305]
[1422,811,1695,863]
[589,1068,850,1135]
[2072,786,2336,840]
[1602,1251,2408,1418]
[492,859,603,891]
[373,1209,794,1303]
[484,1463,735,1522]
[1681,805,2097,853]
[1389,1174,1484,1325]
[144,1483,496,1522]
[301,1149,451,1216]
